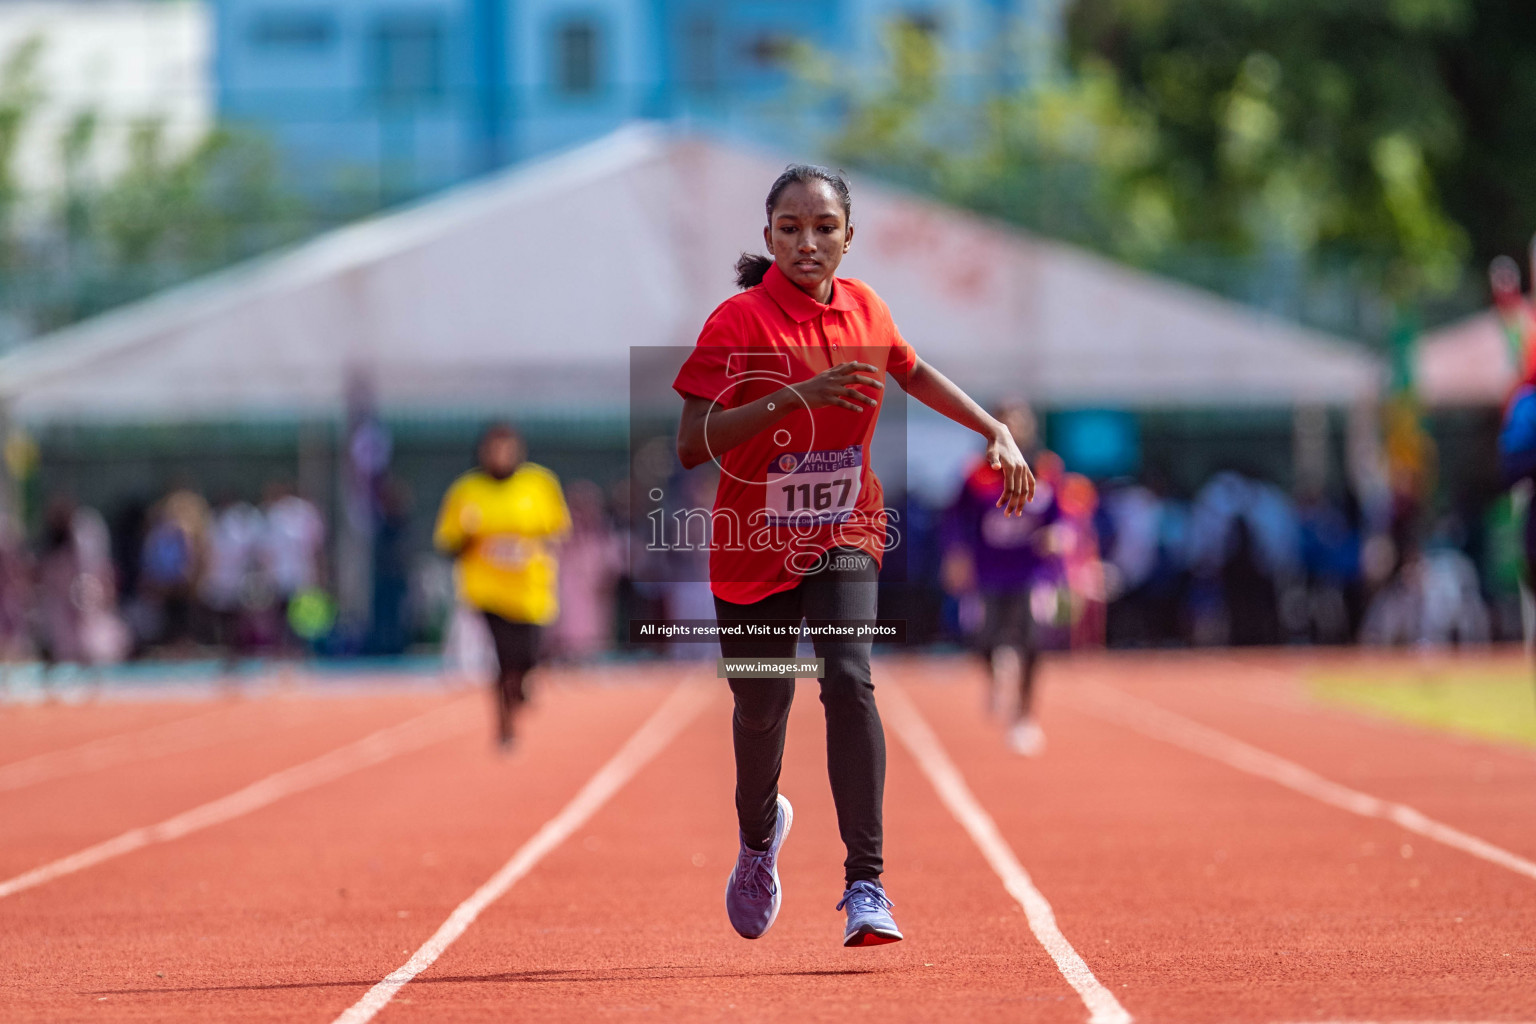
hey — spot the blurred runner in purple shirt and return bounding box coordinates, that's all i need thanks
[942,403,1060,755]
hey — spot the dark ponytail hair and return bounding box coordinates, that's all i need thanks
[734,163,854,289]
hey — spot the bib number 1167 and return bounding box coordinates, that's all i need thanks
[781,478,853,512]
[764,446,862,525]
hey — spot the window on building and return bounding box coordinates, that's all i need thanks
[746,32,795,68]
[370,14,445,104]
[682,17,717,93]
[554,19,600,96]
[899,11,941,37]
[249,9,337,50]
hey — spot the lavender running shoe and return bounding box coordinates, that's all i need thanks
[836,879,903,947]
[725,794,793,939]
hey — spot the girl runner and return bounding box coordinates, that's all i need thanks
[942,402,1060,756]
[673,165,1034,946]
[434,424,570,749]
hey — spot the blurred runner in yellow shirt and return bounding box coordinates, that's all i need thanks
[434,424,570,748]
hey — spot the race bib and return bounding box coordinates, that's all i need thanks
[480,535,531,570]
[764,447,862,526]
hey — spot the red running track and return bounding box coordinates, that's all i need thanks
[0,652,1533,1023]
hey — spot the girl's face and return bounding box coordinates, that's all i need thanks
[479,434,524,478]
[763,180,853,302]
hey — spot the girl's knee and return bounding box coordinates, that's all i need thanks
[819,663,875,709]
[733,690,794,733]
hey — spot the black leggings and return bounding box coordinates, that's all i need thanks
[981,591,1040,718]
[714,547,883,884]
[483,612,540,711]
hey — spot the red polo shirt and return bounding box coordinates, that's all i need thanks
[673,262,917,604]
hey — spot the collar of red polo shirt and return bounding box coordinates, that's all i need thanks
[760,262,861,322]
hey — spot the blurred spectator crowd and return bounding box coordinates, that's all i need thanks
[904,465,1499,655]
[0,484,327,665]
[1081,472,1496,651]
[0,458,1514,668]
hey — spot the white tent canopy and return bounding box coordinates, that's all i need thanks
[1415,311,1513,406]
[0,124,1382,423]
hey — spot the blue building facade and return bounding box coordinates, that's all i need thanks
[213,0,1063,201]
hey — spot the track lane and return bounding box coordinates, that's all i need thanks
[333,679,714,1024]
[882,680,1131,1024]
[0,669,682,1023]
[0,691,464,880]
[387,675,1096,1024]
[0,698,235,765]
[6,654,1534,1023]
[0,696,482,900]
[894,656,1536,1024]
[1090,652,1536,865]
[0,701,256,794]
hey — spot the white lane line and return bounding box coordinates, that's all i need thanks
[881,682,1132,1024]
[1069,684,1536,885]
[0,697,477,900]
[0,703,255,794]
[330,679,714,1024]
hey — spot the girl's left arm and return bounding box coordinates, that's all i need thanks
[901,356,1036,515]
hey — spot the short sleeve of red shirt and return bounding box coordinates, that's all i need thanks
[673,303,747,404]
[866,286,918,381]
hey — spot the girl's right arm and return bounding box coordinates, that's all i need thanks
[675,362,882,470]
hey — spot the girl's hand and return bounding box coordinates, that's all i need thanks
[796,362,883,412]
[987,425,1036,516]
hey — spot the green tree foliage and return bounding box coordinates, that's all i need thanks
[0,35,308,340]
[1430,1,1536,277]
[820,26,1165,262]
[1066,0,1481,302]
[0,38,44,271]
[88,119,301,281]
[823,3,1535,333]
